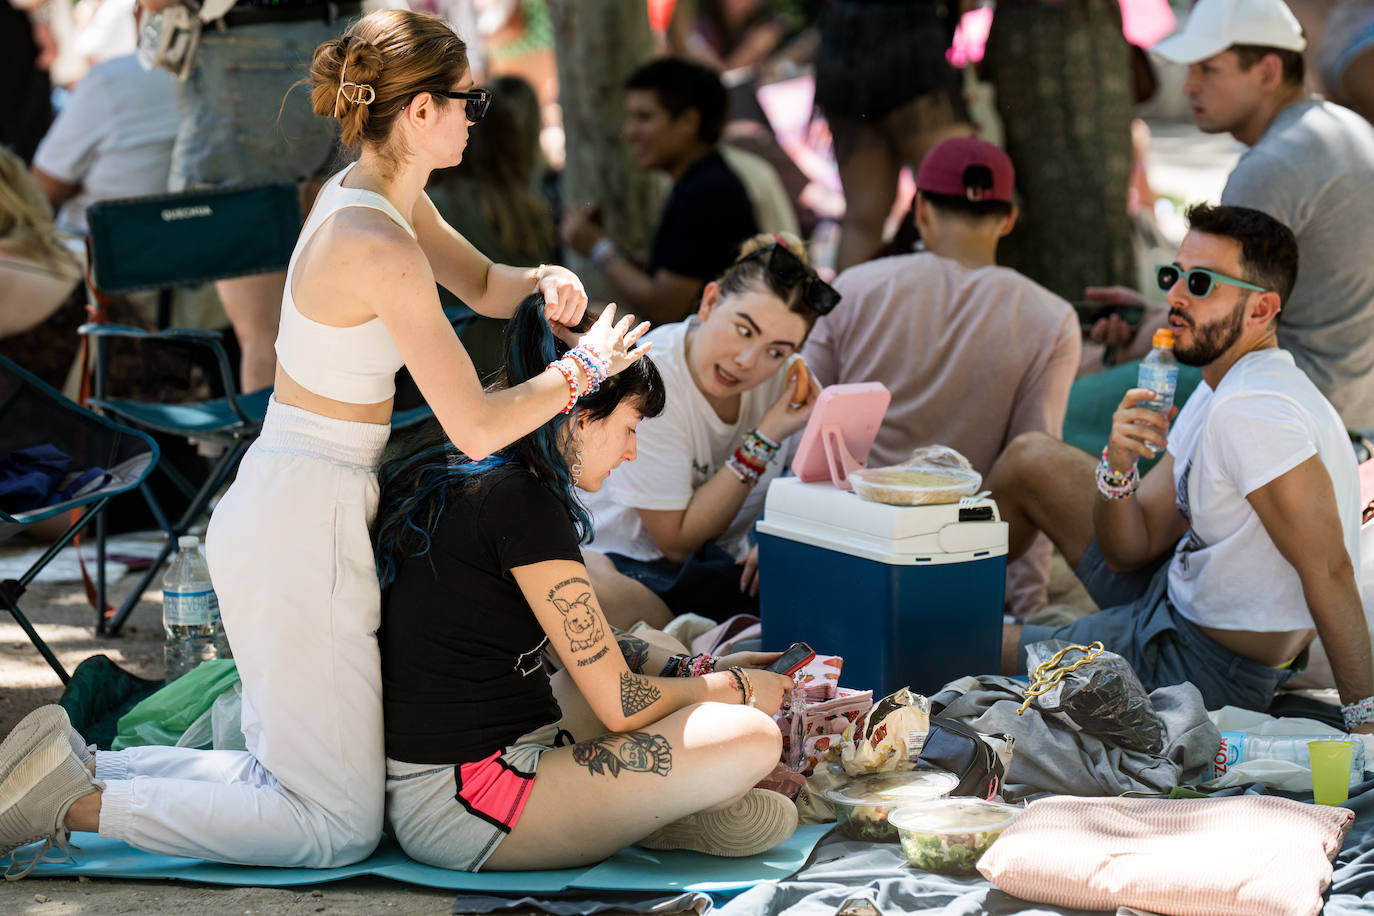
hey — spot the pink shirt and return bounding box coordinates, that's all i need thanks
[802,252,1080,474]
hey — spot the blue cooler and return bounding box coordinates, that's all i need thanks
[756,477,1007,697]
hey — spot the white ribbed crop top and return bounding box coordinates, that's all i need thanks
[274,163,413,404]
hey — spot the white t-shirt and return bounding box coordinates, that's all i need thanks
[32,54,179,237]
[583,317,790,562]
[1166,348,1361,631]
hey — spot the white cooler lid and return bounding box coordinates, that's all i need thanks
[757,477,1007,564]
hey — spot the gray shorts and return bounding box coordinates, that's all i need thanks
[384,724,563,873]
[1018,542,1301,711]
[171,20,347,191]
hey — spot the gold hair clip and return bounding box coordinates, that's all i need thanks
[334,60,376,117]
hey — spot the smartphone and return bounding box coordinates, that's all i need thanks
[1072,302,1146,334]
[766,642,817,676]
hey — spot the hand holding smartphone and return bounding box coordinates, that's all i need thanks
[766,642,816,676]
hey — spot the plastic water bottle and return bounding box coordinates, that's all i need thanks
[162,535,229,682]
[1137,328,1179,415]
[1212,732,1366,786]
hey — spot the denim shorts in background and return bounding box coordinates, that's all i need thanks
[1017,541,1301,712]
[170,20,348,191]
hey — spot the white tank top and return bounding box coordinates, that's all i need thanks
[274,163,413,404]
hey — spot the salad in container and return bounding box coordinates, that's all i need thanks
[824,770,959,842]
[889,798,1020,875]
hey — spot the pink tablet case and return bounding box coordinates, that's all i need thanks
[789,383,891,489]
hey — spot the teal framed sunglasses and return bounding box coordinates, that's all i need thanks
[1155,263,1270,298]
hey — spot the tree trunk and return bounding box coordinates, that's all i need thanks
[547,0,666,301]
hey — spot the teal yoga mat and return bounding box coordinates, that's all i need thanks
[17,825,834,894]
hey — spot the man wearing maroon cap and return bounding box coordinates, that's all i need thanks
[801,137,1080,618]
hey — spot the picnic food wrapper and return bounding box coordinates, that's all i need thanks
[795,654,843,700]
[803,688,874,739]
[841,687,932,776]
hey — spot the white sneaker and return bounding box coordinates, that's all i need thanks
[0,729,103,880]
[639,788,798,858]
[0,707,68,785]
[0,706,90,773]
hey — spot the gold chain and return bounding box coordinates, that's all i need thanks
[1015,641,1105,715]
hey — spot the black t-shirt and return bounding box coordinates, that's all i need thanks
[380,464,584,764]
[648,150,759,285]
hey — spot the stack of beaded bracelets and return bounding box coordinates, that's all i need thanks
[1095,447,1139,500]
[1342,695,1374,731]
[725,429,780,486]
[727,666,756,706]
[659,653,717,677]
[547,343,610,414]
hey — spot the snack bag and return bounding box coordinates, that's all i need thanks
[841,687,932,776]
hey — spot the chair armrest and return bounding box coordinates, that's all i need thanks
[78,323,241,409]
[78,323,222,343]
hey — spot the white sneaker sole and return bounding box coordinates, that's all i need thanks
[640,788,799,858]
[0,708,69,787]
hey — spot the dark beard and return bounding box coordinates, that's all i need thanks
[1174,298,1247,367]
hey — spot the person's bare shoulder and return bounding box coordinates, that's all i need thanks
[297,207,436,319]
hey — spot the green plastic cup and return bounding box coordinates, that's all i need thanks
[1308,740,1355,805]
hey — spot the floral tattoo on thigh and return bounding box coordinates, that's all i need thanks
[571,732,673,778]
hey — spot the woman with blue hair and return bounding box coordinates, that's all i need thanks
[375,295,798,871]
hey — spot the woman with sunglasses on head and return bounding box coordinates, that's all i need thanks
[376,294,798,871]
[581,233,837,628]
[0,10,649,874]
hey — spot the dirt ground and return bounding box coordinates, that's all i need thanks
[0,569,473,915]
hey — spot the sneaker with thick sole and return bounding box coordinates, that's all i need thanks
[638,788,798,858]
[0,708,69,785]
[0,706,90,772]
[0,732,103,880]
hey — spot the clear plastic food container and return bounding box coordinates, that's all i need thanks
[824,769,959,842]
[889,798,1021,875]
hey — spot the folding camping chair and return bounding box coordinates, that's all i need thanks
[0,356,158,683]
[79,183,300,636]
[79,184,448,635]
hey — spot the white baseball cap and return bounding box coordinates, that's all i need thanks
[1152,0,1306,64]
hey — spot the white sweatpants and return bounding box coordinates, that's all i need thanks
[96,398,390,867]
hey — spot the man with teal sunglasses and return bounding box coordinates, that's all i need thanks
[987,203,1372,731]
[1155,264,1270,299]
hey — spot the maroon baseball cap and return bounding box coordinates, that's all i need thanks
[916,137,1015,204]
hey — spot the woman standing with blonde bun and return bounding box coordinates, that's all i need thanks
[0,9,648,872]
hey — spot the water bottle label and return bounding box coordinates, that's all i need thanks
[1137,363,1177,412]
[1213,732,1243,779]
[165,588,217,626]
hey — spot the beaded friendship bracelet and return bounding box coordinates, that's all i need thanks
[727,666,756,707]
[1096,447,1140,500]
[1342,695,1374,731]
[725,429,781,487]
[547,359,579,414]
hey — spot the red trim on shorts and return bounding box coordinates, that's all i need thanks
[453,750,537,833]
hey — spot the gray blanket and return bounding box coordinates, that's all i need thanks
[929,675,1221,801]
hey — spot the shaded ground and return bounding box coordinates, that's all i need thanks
[0,573,468,915]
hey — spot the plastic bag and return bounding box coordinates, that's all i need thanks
[1025,640,1165,754]
[112,659,240,750]
[176,679,247,751]
[848,445,982,506]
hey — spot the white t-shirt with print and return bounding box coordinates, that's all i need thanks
[1165,348,1361,631]
[583,317,790,562]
